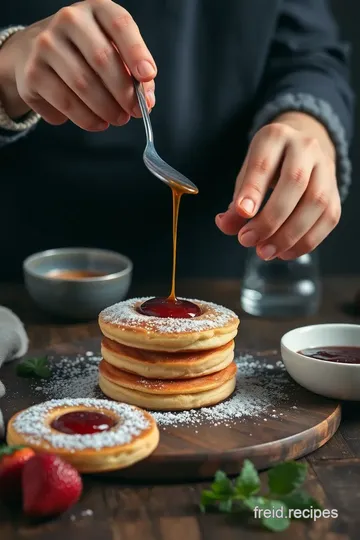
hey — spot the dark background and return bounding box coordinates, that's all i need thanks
[318,0,359,274]
[1,1,358,282]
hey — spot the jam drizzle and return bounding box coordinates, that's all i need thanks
[51,411,116,435]
[139,185,200,319]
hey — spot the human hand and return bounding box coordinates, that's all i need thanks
[216,112,341,260]
[0,0,156,129]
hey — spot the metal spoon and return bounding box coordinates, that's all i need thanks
[132,78,198,195]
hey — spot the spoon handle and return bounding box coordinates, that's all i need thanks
[132,77,154,144]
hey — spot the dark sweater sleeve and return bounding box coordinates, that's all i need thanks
[250,0,354,201]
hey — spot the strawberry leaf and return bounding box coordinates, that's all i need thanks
[0,445,26,457]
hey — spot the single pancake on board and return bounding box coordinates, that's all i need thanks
[101,337,235,379]
[7,398,159,473]
[98,297,240,352]
[99,360,237,410]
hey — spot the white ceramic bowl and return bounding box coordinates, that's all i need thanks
[281,324,360,401]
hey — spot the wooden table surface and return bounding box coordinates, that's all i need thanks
[1,277,360,540]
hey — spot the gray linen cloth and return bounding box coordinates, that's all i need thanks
[0,307,29,438]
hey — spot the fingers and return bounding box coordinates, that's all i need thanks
[216,117,341,260]
[54,5,154,118]
[39,32,130,125]
[255,164,332,259]
[215,202,247,235]
[18,1,157,129]
[278,200,341,260]
[92,0,157,82]
[215,155,249,235]
[238,138,314,250]
[24,98,68,126]
[234,124,290,219]
[23,65,108,131]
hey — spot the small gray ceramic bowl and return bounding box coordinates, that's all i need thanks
[23,247,133,319]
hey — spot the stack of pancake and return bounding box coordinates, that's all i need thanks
[98,297,240,411]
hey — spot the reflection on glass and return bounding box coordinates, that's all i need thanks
[240,250,321,318]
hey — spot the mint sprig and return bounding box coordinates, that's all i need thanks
[268,461,307,495]
[16,356,51,379]
[200,459,322,532]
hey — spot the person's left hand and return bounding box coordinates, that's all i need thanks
[216,111,341,260]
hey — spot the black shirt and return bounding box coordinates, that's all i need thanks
[0,0,354,284]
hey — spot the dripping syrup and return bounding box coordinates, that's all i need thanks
[139,184,200,319]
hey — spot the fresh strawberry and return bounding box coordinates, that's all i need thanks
[0,445,35,503]
[22,453,82,517]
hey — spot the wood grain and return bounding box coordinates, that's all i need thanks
[2,336,341,480]
[1,278,360,540]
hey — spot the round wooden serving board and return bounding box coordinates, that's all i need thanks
[2,338,341,482]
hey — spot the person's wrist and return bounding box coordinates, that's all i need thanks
[0,29,31,119]
[273,111,336,164]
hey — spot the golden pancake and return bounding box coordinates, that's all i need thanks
[101,337,235,379]
[99,373,236,410]
[7,398,159,473]
[99,359,237,395]
[99,297,239,352]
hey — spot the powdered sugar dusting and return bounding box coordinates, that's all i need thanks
[31,351,294,427]
[35,354,102,399]
[99,297,238,333]
[152,354,292,426]
[13,398,150,450]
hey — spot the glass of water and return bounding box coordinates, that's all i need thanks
[240,249,321,318]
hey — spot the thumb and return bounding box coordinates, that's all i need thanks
[215,153,249,235]
[215,202,247,235]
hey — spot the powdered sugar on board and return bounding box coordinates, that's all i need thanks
[152,355,293,427]
[31,351,296,426]
[99,297,238,333]
[13,398,150,451]
[35,354,102,399]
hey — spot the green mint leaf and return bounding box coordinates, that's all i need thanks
[34,365,51,378]
[16,357,50,379]
[242,496,267,511]
[235,459,261,498]
[280,490,323,515]
[268,461,307,496]
[218,499,233,513]
[16,363,35,378]
[211,471,234,497]
[259,500,290,532]
[200,490,219,511]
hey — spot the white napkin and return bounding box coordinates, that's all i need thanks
[0,307,29,438]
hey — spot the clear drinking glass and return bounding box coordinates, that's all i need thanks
[240,250,321,318]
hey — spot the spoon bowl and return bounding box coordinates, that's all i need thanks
[133,79,198,195]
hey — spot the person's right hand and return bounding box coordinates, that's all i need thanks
[0,0,157,130]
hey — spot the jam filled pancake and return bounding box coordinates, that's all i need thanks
[101,337,235,379]
[99,360,237,410]
[99,297,239,352]
[7,398,159,473]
